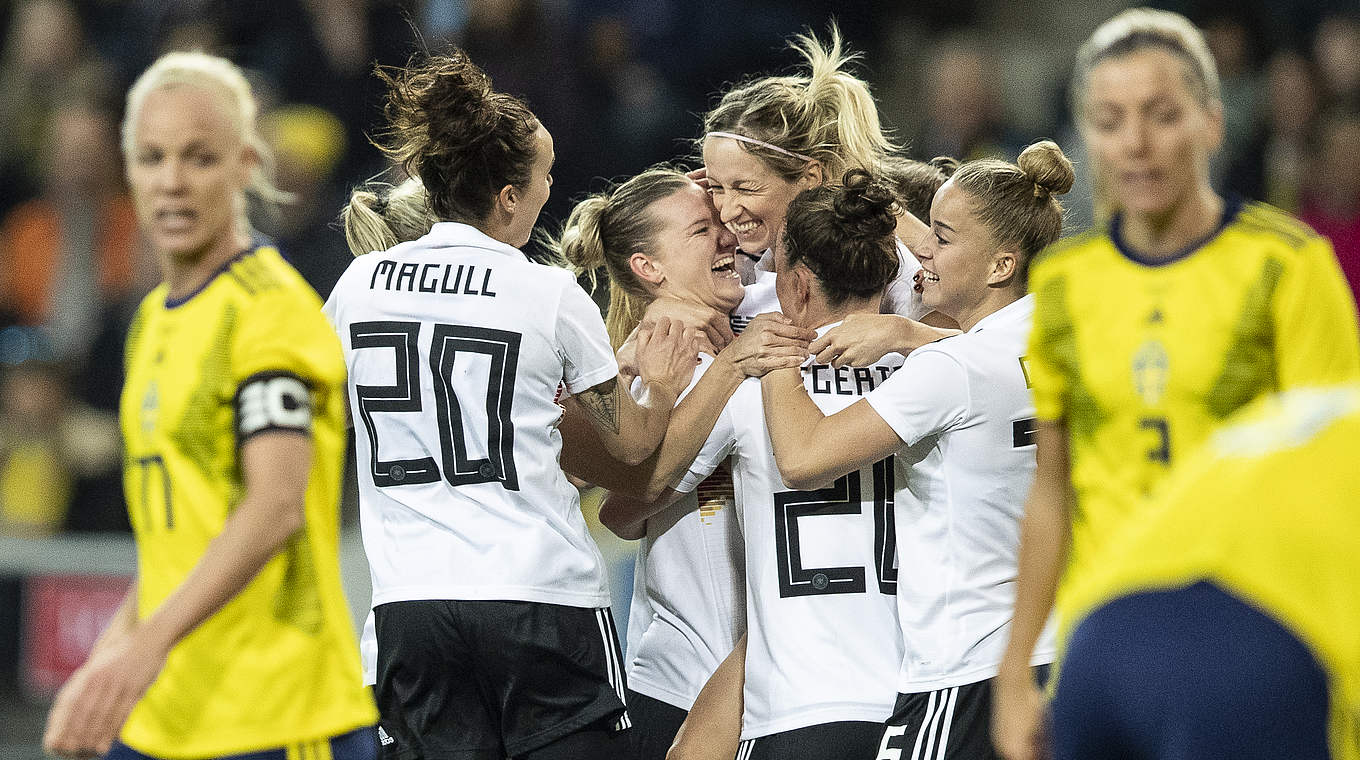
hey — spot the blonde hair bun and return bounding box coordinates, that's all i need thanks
[1017,140,1075,199]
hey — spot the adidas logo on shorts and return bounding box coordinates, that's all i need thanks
[377,726,395,746]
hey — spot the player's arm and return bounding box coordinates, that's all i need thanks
[761,367,901,490]
[667,635,747,760]
[565,318,697,466]
[761,349,967,490]
[44,377,317,759]
[562,354,740,501]
[562,314,812,500]
[595,385,737,538]
[809,313,958,368]
[993,420,1072,760]
[597,488,683,540]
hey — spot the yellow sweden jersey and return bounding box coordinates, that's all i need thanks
[1062,385,1360,760]
[119,245,376,758]
[1027,199,1360,608]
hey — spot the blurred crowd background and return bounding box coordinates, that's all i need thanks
[0,0,1357,751]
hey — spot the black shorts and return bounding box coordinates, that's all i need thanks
[374,600,630,760]
[1052,581,1329,760]
[875,667,1049,760]
[737,721,884,760]
[626,689,688,760]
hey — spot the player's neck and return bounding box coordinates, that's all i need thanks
[806,298,879,332]
[1120,186,1224,260]
[162,228,253,302]
[953,289,1022,333]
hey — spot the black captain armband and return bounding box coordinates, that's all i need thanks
[236,371,313,441]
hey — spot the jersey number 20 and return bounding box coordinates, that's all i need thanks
[772,457,897,598]
[350,321,521,491]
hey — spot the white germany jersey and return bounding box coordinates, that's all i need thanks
[864,295,1056,692]
[626,357,746,710]
[881,238,927,319]
[678,328,905,739]
[324,222,617,609]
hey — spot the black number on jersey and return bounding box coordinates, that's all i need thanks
[773,456,897,598]
[1140,416,1171,464]
[134,454,173,531]
[350,321,522,491]
[1012,417,1037,448]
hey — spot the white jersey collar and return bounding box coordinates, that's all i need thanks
[417,222,529,261]
[969,293,1034,333]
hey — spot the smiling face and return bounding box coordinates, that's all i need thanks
[702,136,809,256]
[126,84,253,267]
[1081,47,1223,220]
[505,123,555,248]
[643,180,744,313]
[914,179,999,321]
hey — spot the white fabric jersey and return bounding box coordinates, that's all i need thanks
[864,295,1056,692]
[324,222,616,610]
[678,326,905,739]
[730,267,779,335]
[360,610,377,686]
[625,357,746,710]
[881,239,927,319]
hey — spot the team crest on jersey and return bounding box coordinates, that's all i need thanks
[1132,340,1169,406]
[140,381,159,433]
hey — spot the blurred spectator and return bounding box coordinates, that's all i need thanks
[0,356,120,538]
[1300,110,1360,307]
[0,0,113,213]
[0,103,152,364]
[1228,50,1322,211]
[1202,12,1264,186]
[258,103,351,297]
[577,15,690,180]
[913,36,1023,162]
[1312,13,1360,107]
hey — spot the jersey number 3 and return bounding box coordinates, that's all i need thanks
[351,321,521,491]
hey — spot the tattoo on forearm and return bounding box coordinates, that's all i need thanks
[576,379,621,435]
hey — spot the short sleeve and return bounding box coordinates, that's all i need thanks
[675,392,739,494]
[1272,236,1360,389]
[1026,264,1071,422]
[555,278,619,395]
[864,348,971,446]
[321,288,339,330]
[881,239,928,320]
[231,286,347,442]
[233,286,345,393]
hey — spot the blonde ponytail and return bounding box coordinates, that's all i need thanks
[703,23,896,184]
[341,177,438,256]
[545,167,692,349]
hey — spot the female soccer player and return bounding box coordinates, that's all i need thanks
[666,170,909,760]
[1052,385,1360,760]
[754,144,1072,760]
[699,26,946,339]
[323,50,700,760]
[42,51,378,759]
[553,166,813,760]
[992,10,1360,760]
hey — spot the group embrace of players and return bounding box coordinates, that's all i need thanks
[39,6,1360,760]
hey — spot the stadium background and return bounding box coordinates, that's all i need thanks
[0,0,1356,755]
